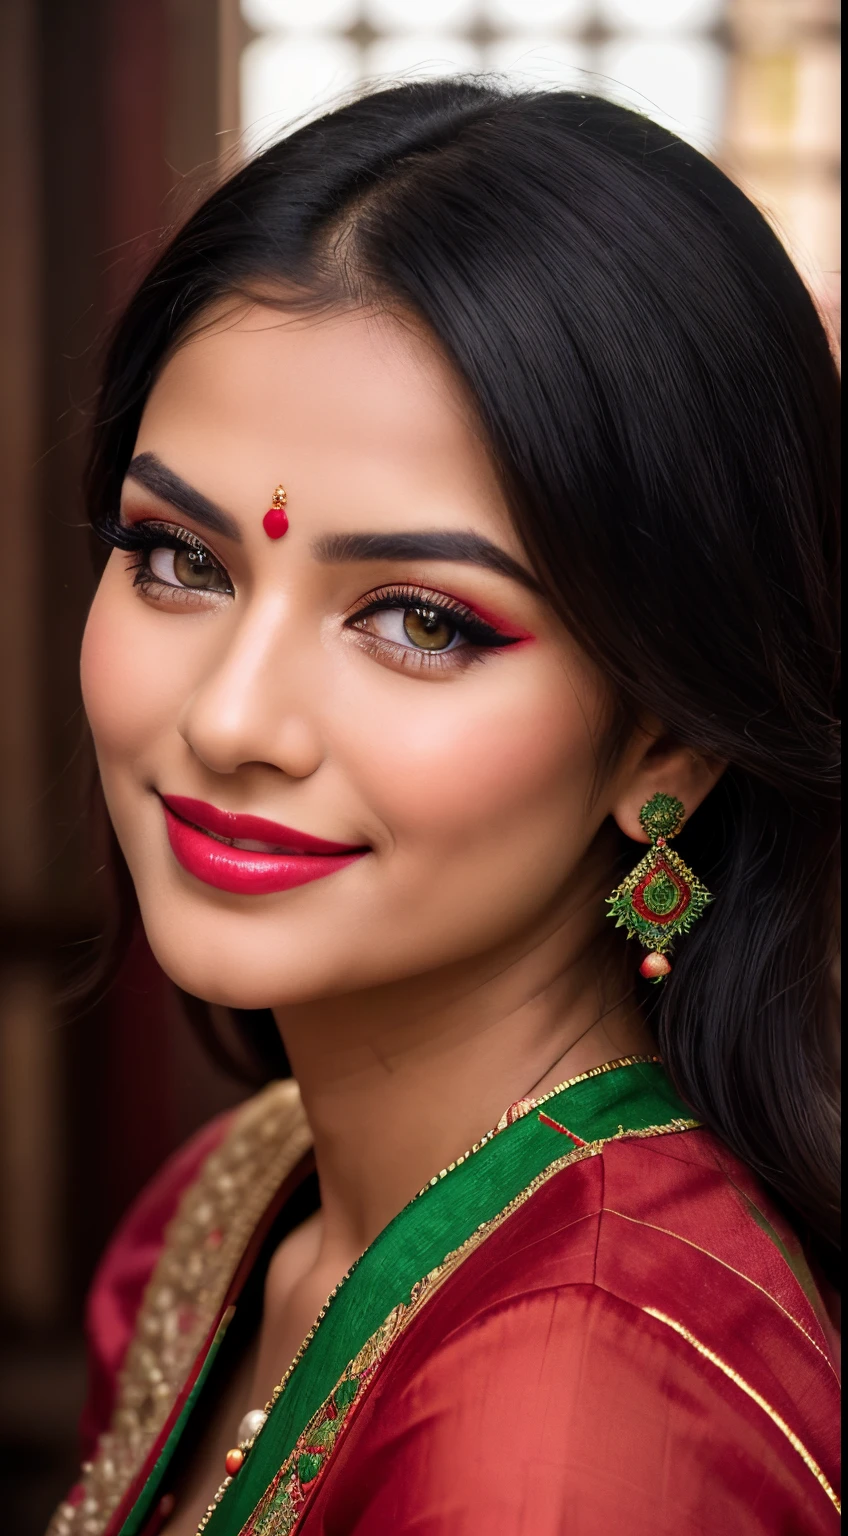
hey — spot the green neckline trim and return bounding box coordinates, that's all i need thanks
[216,1058,692,1531]
[122,1058,693,1534]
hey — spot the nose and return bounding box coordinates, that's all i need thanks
[176,599,324,780]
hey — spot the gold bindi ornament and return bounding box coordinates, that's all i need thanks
[263,484,289,540]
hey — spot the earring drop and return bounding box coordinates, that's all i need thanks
[263,485,289,540]
[606,793,711,981]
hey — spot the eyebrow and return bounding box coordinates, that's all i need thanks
[311,530,542,592]
[125,452,243,542]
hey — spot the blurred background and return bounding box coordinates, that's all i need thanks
[0,1,840,1529]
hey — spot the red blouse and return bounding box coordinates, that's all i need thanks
[74,1100,840,1535]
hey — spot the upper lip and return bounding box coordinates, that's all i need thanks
[160,794,367,856]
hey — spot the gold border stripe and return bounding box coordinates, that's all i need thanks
[643,1307,841,1515]
[607,1210,838,1381]
[526,1054,661,1116]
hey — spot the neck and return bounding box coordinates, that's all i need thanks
[273,877,652,1271]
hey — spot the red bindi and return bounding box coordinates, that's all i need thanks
[263,484,289,539]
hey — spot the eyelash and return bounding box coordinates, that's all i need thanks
[97,519,519,670]
[346,585,516,673]
[98,518,233,601]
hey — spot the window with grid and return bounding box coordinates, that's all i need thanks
[237,0,839,337]
[240,0,727,154]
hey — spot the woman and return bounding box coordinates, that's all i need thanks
[50,81,839,1536]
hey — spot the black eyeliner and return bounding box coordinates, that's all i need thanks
[349,585,518,648]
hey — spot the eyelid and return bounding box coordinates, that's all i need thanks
[107,516,232,573]
[133,569,232,604]
[346,584,512,642]
[123,517,213,554]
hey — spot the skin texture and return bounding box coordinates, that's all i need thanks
[81,300,723,1531]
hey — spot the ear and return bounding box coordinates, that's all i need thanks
[611,727,726,844]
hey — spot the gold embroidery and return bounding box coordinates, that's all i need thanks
[529,1054,663,1111]
[237,1288,434,1534]
[235,1117,697,1536]
[419,1056,662,1179]
[494,1053,661,1132]
[643,1307,841,1515]
[46,1081,311,1536]
[605,1208,839,1380]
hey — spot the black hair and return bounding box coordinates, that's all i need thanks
[85,80,840,1283]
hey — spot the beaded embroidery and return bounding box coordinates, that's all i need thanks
[46,1082,311,1536]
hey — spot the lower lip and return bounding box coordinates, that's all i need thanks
[162,806,366,895]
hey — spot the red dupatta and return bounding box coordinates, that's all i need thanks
[51,1061,840,1536]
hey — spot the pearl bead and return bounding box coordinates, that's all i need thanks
[237,1407,268,1443]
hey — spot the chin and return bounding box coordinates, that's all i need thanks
[151,954,282,1010]
[134,894,356,1010]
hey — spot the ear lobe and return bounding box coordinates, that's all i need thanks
[611,739,726,844]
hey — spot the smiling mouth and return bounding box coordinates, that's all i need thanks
[158,794,368,896]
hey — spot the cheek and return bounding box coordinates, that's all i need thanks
[345,660,600,850]
[81,562,180,764]
[80,574,131,761]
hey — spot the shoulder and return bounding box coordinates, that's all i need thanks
[329,1279,840,1535]
[314,1128,841,1535]
[79,1079,305,1456]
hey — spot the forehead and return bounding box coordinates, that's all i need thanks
[136,300,510,539]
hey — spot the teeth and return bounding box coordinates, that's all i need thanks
[202,827,236,847]
[199,826,290,855]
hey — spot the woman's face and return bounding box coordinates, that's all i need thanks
[82,301,621,1008]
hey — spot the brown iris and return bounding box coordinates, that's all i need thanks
[402,606,456,651]
[173,546,228,590]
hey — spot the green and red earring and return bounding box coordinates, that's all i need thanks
[607,792,711,981]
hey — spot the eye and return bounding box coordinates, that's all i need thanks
[148,544,232,593]
[366,603,465,653]
[96,518,235,601]
[345,585,520,674]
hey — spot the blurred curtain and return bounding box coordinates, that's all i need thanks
[0,3,244,1528]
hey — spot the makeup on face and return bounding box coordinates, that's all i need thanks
[82,306,604,1014]
[408,589,535,643]
[160,795,368,896]
[106,458,540,651]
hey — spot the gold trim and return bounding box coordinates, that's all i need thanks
[529,1053,663,1111]
[235,1117,696,1536]
[416,1056,663,1188]
[47,1081,312,1536]
[643,1307,841,1516]
[496,1053,662,1131]
[606,1209,839,1381]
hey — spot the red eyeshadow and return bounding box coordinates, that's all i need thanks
[444,592,536,642]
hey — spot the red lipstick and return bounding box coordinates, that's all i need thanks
[160,795,368,895]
